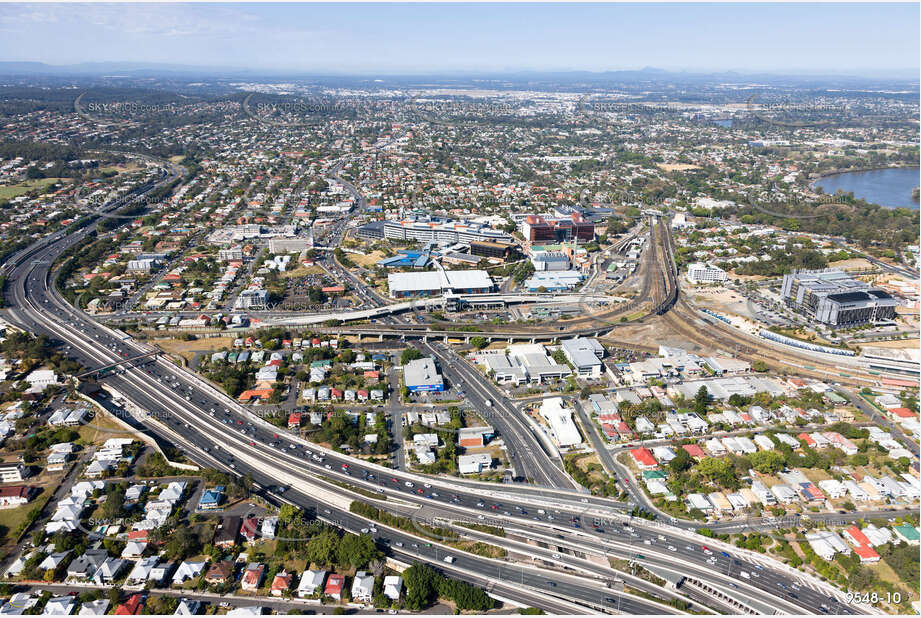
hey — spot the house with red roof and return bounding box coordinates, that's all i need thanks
[240,516,259,543]
[889,408,917,423]
[241,563,265,591]
[682,444,707,460]
[843,526,872,547]
[853,544,880,563]
[797,432,816,447]
[288,413,302,429]
[630,448,658,470]
[127,530,149,542]
[114,594,145,615]
[0,486,32,508]
[616,421,635,439]
[238,388,274,403]
[271,571,293,596]
[324,573,346,600]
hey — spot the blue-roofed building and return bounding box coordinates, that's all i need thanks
[198,487,225,510]
[377,250,431,269]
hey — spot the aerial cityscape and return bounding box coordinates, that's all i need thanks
[0,2,918,616]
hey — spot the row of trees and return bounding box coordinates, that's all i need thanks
[403,563,494,612]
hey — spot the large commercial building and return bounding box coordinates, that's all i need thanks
[403,357,445,393]
[381,217,513,245]
[539,397,583,448]
[387,270,494,298]
[560,337,605,378]
[531,251,571,271]
[523,270,584,292]
[470,240,521,261]
[234,289,269,310]
[268,238,312,253]
[478,344,571,385]
[781,269,898,327]
[519,214,595,243]
[686,262,727,284]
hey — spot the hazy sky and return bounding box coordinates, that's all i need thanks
[0,3,918,75]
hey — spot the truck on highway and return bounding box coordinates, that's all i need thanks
[443,556,455,564]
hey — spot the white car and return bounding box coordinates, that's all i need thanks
[667,546,677,552]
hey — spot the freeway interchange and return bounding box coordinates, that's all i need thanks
[0,165,876,616]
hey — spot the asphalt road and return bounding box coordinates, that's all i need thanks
[0,161,873,616]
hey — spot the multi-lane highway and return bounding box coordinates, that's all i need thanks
[418,340,576,489]
[0,162,876,615]
[0,169,684,614]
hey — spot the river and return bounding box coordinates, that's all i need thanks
[812,167,920,209]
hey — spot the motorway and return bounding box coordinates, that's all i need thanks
[0,165,877,615]
[417,341,576,489]
[0,169,684,614]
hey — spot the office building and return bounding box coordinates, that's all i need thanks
[403,357,445,393]
[686,262,727,283]
[560,337,605,378]
[781,269,898,327]
[531,250,571,271]
[387,270,493,298]
[382,217,513,245]
[470,240,521,261]
[540,397,583,448]
[519,214,594,243]
[234,289,269,310]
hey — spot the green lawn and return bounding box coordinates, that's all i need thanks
[0,178,66,200]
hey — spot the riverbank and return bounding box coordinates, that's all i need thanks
[810,165,920,209]
[808,163,920,183]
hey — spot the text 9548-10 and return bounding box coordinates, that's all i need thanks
[846,592,901,605]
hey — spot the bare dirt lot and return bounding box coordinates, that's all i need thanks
[154,336,236,364]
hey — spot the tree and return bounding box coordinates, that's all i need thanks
[306,529,340,567]
[400,349,423,365]
[697,457,736,488]
[694,385,710,414]
[337,533,380,568]
[102,485,126,519]
[163,526,201,561]
[748,450,785,474]
[669,447,693,473]
[403,563,439,611]
[469,336,488,350]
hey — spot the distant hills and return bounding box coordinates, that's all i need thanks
[0,61,916,90]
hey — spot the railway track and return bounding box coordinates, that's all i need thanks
[652,221,878,387]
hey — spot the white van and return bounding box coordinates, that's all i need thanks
[443,556,455,564]
[740,571,750,580]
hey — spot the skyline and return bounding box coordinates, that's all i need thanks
[0,3,918,76]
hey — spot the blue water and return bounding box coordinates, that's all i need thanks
[813,167,920,210]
